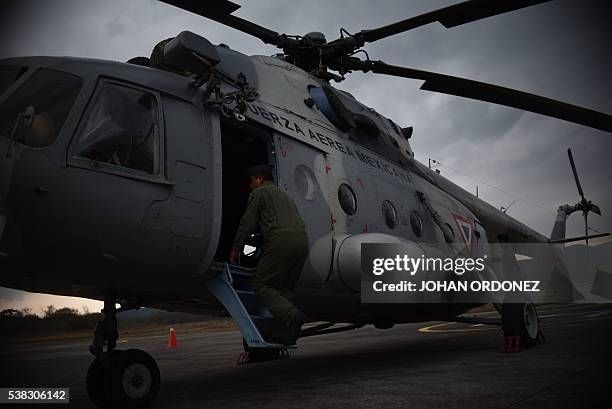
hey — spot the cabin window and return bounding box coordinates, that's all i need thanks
[72,81,160,175]
[295,165,319,201]
[382,200,397,229]
[410,210,423,237]
[338,183,357,215]
[0,68,82,148]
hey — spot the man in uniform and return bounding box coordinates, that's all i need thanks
[229,164,309,343]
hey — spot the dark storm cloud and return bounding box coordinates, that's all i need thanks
[0,0,610,239]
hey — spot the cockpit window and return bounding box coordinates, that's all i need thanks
[72,81,160,175]
[0,65,27,96]
[0,68,82,148]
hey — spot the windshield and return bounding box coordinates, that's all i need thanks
[0,68,82,147]
[73,82,159,174]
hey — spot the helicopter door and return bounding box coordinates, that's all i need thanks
[274,134,332,288]
[64,79,175,273]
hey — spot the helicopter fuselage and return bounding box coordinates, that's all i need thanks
[0,47,548,324]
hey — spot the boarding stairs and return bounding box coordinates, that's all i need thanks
[206,262,294,350]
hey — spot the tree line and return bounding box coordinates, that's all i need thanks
[0,306,221,338]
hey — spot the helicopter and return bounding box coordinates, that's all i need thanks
[1,0,611,407]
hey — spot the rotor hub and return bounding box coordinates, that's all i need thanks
[303,32,327,45]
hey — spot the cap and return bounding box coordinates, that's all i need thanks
[246,164,274,176]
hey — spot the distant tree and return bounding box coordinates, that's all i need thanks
[54,307,79,316]
[20,307,34,317]
[82,305,90,315]
[1,309,22,317]
[43,305,56,317]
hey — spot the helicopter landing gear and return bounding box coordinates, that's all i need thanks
[87,349,160,409]
[87,296,160,409]
[501,302,543,349]
[239,338,288,364]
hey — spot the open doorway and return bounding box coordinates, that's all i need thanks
[214,118,274,262]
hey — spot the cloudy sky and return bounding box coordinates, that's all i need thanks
[1,0,611,312]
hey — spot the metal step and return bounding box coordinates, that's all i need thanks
[251,315,286,336]
[206,263,292,349]
[228,265,256,276]
[226,263,256,291]
[231,275,255,292]
[235,289,262,314]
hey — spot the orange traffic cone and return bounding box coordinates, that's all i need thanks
[168,327,177,349]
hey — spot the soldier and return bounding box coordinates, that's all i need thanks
[229,164,309,343]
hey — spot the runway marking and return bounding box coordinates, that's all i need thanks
[418,322,497,333]
[459,303,600,319]
[419,311,611,333]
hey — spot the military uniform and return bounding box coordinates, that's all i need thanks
[231,180,309,334]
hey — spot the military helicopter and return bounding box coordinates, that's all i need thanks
[1,0,611,407]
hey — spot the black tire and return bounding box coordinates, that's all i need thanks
[86,356,106,408]
[108,349,161,409]
[502,302,540,347]
[86,350,126,409]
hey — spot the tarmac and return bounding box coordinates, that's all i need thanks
[1,303,611,408]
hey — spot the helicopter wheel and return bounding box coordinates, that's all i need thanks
[501,302,541,348]
[86,351,111,408]
[87,349,160,409]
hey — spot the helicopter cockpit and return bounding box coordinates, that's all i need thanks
[0,67,82,148]
[71,81,159,175]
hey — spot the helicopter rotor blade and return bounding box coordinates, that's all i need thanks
[567,148,586,200]
[159,0,284,46]
[342,58,612,133]
[341,0,552,46]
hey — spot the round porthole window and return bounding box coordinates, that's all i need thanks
[410,211,423,237]
[294,165,318,201]
[338,183,357,215]
[382,200,397,229]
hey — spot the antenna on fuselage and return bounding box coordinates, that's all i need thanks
[501,200,516,214]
